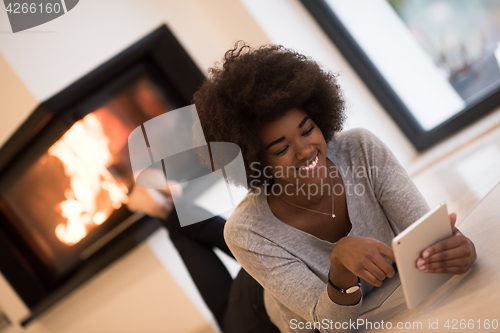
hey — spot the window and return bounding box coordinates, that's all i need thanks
[301,0,500,150]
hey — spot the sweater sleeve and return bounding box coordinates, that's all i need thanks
[224,219,362,333]
[354,129,430,233]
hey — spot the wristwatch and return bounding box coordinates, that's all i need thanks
[327,275,361,294]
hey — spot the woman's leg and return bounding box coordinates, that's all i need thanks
[162,209,233,328]
[163,207,234,258]
[223,269,281,333]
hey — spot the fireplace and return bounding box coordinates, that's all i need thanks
[0,25,205,326]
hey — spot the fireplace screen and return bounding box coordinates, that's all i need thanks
[0,72,175,276]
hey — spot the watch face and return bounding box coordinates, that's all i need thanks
[345,286,360,294]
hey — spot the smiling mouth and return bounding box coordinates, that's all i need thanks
[297,152,319,172]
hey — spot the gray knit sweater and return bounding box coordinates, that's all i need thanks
[224,128,430,333]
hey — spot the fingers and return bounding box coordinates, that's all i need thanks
[375,243,396,278]
[416,231,474,275]
[360,244,396,287]
[365,261,386,281]
[448,212,456,225]
[422,212,461,259]
[420,240,471,264]
[423,266,469,274]
[421,232,466,259]
[449,212,458,232]
[361,264,394,287]
[378,243,396,262]
[334,237,397,288]
[360,269,383,287]
[417,257,470,272]
[364,260,395,286]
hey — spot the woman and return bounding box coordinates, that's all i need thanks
[192,43,476,333]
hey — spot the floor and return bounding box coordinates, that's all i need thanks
[411,125,500,225]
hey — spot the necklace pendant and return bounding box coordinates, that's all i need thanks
[332,214,336,218]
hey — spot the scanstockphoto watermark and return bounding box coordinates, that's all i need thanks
[251,178,366,199]
[290,318,424,331]
[248,162,378,199]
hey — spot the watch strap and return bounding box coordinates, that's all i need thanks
[327,274,361,294]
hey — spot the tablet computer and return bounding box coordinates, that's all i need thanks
[392,202,454,309]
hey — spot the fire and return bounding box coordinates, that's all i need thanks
[49,113,128,245]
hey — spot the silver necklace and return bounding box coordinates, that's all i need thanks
[280,175,336,218]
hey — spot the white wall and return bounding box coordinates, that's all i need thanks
[0,53,38,147]
[0,0,270,133]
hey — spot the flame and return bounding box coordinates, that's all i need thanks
[49,113,128,245]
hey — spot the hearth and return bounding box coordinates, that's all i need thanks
[0,25,205,325]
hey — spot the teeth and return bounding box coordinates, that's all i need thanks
[300,154,318,170]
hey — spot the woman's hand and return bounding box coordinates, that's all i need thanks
[416,213,477,274]
[331,236,396,287]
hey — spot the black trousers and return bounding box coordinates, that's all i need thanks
[224,269,281,333]
[162,209,280,333]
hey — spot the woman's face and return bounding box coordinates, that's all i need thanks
[259,108,329,189]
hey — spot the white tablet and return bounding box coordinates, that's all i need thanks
[392,203,454,309]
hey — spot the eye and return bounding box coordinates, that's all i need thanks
[303,126,315,136]
[276,145,289,156]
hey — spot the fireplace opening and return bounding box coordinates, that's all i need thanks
[0,25,205,325]
[1,70,172,275]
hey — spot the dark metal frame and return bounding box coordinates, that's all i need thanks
[300,0,500,151]
[0,24,205,326]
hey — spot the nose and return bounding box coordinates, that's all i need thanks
[295,140,314,161]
